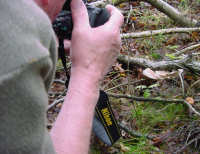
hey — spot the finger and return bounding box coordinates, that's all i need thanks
[64,40,71,56]
[71,0,90,29]
[104,5,124,29]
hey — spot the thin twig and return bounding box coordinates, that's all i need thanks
[183,100,200,117]
[108,92,184,103]
[178,69,185,98]
[174,136,200,154]
[48,98,64,111]
[105,79,145,92]
[108,93,200,117]
[174,43,200,56]
[118,122,154,140]
[53,79,65,84]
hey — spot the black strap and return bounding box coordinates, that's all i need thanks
[58,39,70,87]
[95,90,121,145]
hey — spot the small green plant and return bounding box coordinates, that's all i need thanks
[179,0,189,8]
[121,137,158,154]
[131,103,187,133]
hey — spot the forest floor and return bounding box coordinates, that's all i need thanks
[48,0,200,153]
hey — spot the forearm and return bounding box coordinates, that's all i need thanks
[50,69,99,154]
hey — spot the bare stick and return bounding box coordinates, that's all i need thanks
[105,79,145,92]
[174,43,200,56]
[117,54,200,75]
[121,27,200,39]
[183,100,200,117]
[108,93,200,117]
[117,54,190,70]
[48,98,64,111]
[107,92,184,103]
[174,136,200,154]
[178,69,185,98]
[118,122,154,140]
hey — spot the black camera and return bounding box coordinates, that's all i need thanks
[53,0,110,40]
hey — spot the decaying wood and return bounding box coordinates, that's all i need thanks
[117,54,200,75]
[121,27,200,39]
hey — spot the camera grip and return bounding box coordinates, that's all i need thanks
[94,8,110,27]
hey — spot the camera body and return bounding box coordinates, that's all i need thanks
[52,0,110,40]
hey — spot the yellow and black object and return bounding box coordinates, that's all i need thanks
[93,90,121,146]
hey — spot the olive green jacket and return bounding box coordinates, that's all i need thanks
[0,0,57,153]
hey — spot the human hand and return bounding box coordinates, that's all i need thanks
[70,0,124,84]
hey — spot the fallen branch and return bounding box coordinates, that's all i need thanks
[178,69,185,98]
[117,54,200,75]
[105,79,145,92]
[108,92,184,103]
[117,54,189,70]
[121,27,200,39]
[108,92,200,117]
[145,0,197,27]
[118,122,154,140]
[183,100,200,117]
[174,43,200,56]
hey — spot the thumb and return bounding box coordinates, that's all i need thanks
[104,5,124,29]
[71,0,90,29]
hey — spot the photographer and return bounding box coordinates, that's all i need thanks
[0,0,123,153]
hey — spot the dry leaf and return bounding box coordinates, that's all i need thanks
[186,97,194,104]
[191,32,200,41]
[143,68,178,80]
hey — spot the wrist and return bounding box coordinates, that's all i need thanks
[68,67,100,102]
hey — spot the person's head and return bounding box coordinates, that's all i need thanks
[34,0,66,21]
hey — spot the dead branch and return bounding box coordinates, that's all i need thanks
[118,122,154,140]
[174,136,200,154]
[107,92,184,103]
[48,98,64,111]
[121,27,200,39]
[108,92,200,117]
[105,79,145,92]
[117,54,200,75]
[117,54,189,70]
[174,43,200,56]
[145,0,197,27]
[183,100,200,117]
[178,69,185,97]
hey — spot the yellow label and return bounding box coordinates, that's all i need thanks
[101,108,112,126]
